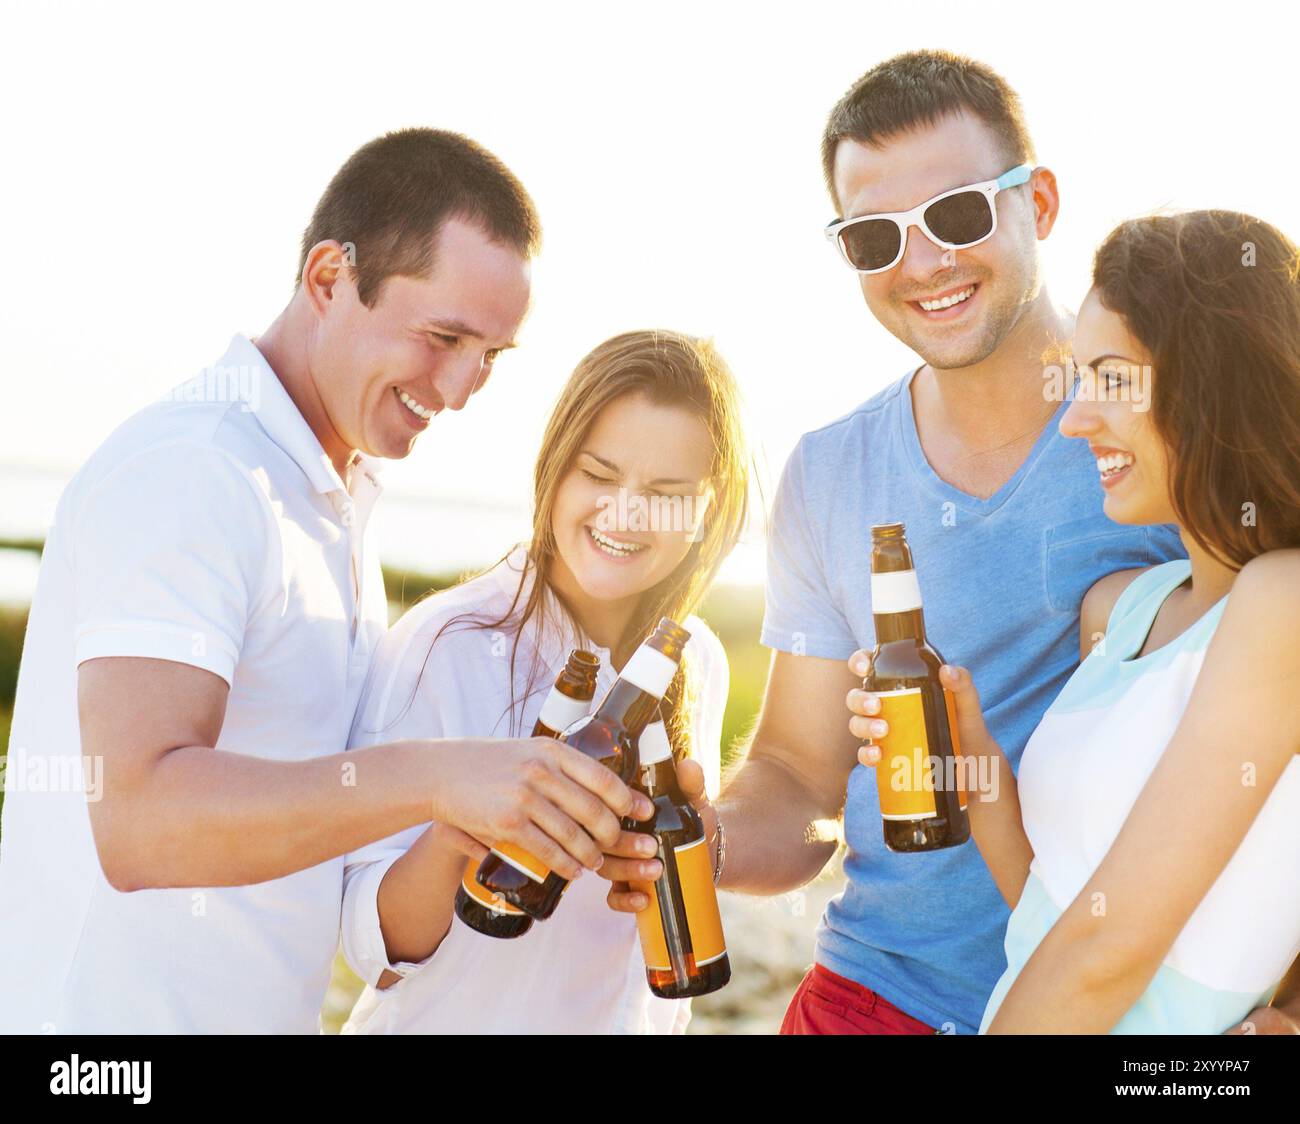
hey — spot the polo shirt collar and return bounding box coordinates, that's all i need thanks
[223,333,384,498]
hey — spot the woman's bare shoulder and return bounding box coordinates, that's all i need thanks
[1079,566,1155,657]
[1226,549,1300,627]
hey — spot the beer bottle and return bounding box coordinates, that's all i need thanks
[454,649,600,939]
[476,618,692,921]
[864,522,969,852]
[627,721,730,999]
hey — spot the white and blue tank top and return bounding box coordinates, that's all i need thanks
[981,560,1300,1033]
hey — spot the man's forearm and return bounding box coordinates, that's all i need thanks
[94,739,441,891]
[716,755,842,895]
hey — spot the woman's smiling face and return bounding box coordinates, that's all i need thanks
[550,392,713,607]
[1060,288,1173,527]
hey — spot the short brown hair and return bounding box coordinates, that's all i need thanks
[1092,211,1300,568]
[297,127,541,307]
[821,50,1035,210]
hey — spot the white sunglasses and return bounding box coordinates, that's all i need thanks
[825,164,1034,274]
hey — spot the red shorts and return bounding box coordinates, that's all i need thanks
[780,964,936,1035]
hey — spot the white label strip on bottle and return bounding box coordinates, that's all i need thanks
[870,569,923,613]
[538,689,591,733]
[638,722,672,766]
[620,644,679,699]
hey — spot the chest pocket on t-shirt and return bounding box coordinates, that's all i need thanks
[1043,516,1155,615]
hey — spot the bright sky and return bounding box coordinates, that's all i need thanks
[2,0,1297,580]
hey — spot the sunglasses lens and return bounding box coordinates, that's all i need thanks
[838,219,901,272]
[924,190,994,247]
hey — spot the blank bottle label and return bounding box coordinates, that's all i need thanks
[538,691,590,736]
[873,687,966,820]
[870,569,923,613]
[632,836,727,971]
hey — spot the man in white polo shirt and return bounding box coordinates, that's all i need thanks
[0,128,652,1033]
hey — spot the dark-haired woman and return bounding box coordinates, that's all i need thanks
[850,210,1300,1033]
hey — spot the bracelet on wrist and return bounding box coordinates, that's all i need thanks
[711,814,727,886]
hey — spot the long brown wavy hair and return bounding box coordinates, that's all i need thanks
[1091,211,1300,568]
[395,329,750,759]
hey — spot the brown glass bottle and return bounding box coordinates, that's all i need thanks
[476,618,691,921]
[864,522,969,853]
[627,722,730,999]
[454,649,600,939]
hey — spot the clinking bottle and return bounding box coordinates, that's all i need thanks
[453,648,601,939]
[864,521,969,852]
[473,617,692,922]
[627,721,730,998]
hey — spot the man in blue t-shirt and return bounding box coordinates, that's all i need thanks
[705,51,1186,1034]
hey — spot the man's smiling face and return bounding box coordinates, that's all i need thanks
[831,110,1045,371]
[309,216,532,461]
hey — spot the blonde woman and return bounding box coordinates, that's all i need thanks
[339,329,748,1033]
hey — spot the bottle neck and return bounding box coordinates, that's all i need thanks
[556,658,599,700]
[594,678,663,740]
[556,678,597,702]
[536,682,594,738]
[640,757,681,800]
[873,607,927,644]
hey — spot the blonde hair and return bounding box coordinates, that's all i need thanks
[522,330,748,754]
[412,329,749,757]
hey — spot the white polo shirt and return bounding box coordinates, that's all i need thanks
[0,334,387,1034]
[338,546,728,1034]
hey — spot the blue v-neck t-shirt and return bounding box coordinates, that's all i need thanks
[760,367,1186,1034]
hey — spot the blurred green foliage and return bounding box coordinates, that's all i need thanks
[0,606,25,705]
[0,605,27,823]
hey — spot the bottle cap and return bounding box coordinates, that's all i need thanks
[654,617,693,647]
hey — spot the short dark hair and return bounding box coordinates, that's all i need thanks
[1092,211,1300,568]
[821,50,1036,210]
[297,127,541,307]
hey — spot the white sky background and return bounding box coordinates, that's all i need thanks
[2,0,1297,581]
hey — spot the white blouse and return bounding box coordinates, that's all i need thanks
[339,546,728,1034]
